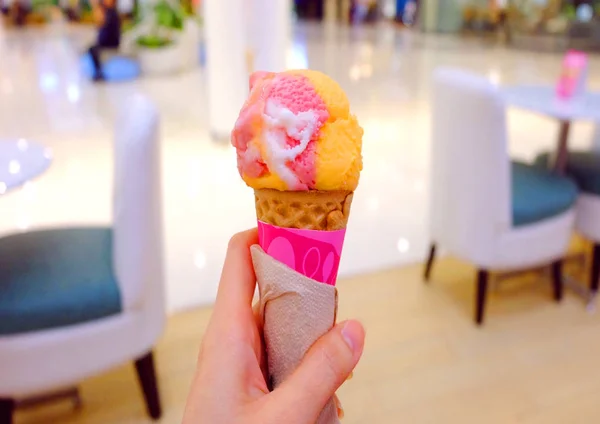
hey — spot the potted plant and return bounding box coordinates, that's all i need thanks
[126,0,200,76]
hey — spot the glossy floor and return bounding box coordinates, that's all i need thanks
[0,22,599,311]
[16,253,600,424]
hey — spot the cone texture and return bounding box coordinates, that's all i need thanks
[254,189,354,231]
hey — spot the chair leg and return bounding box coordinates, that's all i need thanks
[551,260,563,302]
[134,351,162,420]
[591,243,600,294]
[475,270,489,326]
[424,243,436,282]
[0,399,14,424]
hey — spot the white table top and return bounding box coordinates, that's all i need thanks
[0,139,52,194]
[502,85,600,122]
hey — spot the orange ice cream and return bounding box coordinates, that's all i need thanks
[231,70,363,191]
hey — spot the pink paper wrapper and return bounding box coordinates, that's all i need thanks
[257,220,346,285]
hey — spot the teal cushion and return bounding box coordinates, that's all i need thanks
[535,151,600,196]
[0,228,122,335]
[512,161,578,227]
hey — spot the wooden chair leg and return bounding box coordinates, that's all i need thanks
[475,270,489,325]
[424,243,437,282]
[591,243,600,293]
[0,399,14,424]
[134,351,162,420]
[551,260,563,302]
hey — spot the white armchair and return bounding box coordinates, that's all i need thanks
[534,123,600,293]
[580,124,600,292]
[576,186,600,293]
[592,123,600,151]
[424,69,577,325]
[0,95,165,422]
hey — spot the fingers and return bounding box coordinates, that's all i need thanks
[214,229,259,314]
[271,320,365,421]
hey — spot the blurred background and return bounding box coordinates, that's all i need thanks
[1,0,600,423]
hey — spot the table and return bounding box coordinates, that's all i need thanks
[502,85,600,311]
[0,139,52,194]
[502,85,600,173]
[503,86,600,307]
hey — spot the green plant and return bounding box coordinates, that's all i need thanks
[153,0,183,30]
[136,34,173,48]
[122,19,136,32]
[133,0,187,48]
[562,3,576,21]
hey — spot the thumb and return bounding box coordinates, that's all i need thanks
[271,320,365,421]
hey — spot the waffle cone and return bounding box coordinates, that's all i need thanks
[254,189,354,231]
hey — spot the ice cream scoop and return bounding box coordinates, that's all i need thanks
[231,70,363,192]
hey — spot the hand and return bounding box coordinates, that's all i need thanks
[183,229,365,424]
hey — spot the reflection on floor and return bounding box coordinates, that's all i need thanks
[0,22,599,311]
[16,250,600,424]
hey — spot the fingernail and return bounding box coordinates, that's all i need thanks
[335,397,345,419]
[346,371,354,381]
[337,404,345,419]
[341,320,361,353]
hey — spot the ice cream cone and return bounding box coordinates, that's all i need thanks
[231,69,363,424]
[254,189,354,231]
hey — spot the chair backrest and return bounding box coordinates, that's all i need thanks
[429,68,511,263]
[591,122,600,152]
[112,95,164,315]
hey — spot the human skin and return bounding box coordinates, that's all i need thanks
[182,229,365,424]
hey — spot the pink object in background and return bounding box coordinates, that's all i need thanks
[257,221,346,285]
[556,50,588,100]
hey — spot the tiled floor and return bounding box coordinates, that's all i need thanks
[0,21,598,311]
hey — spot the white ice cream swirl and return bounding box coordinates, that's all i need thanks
[262,99,318,189]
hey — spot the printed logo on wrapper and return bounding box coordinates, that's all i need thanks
[257,221,346,285]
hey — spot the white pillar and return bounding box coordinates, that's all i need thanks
[340,0,350,22]
[204,0,247,140]
[117,0,134,15]
[249,0,291,72]
[324,0,338,22]
[420,0,439,32]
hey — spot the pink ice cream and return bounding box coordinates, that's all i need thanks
[231,71,329,191]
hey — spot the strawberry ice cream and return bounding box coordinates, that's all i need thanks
[231,70,363,192]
